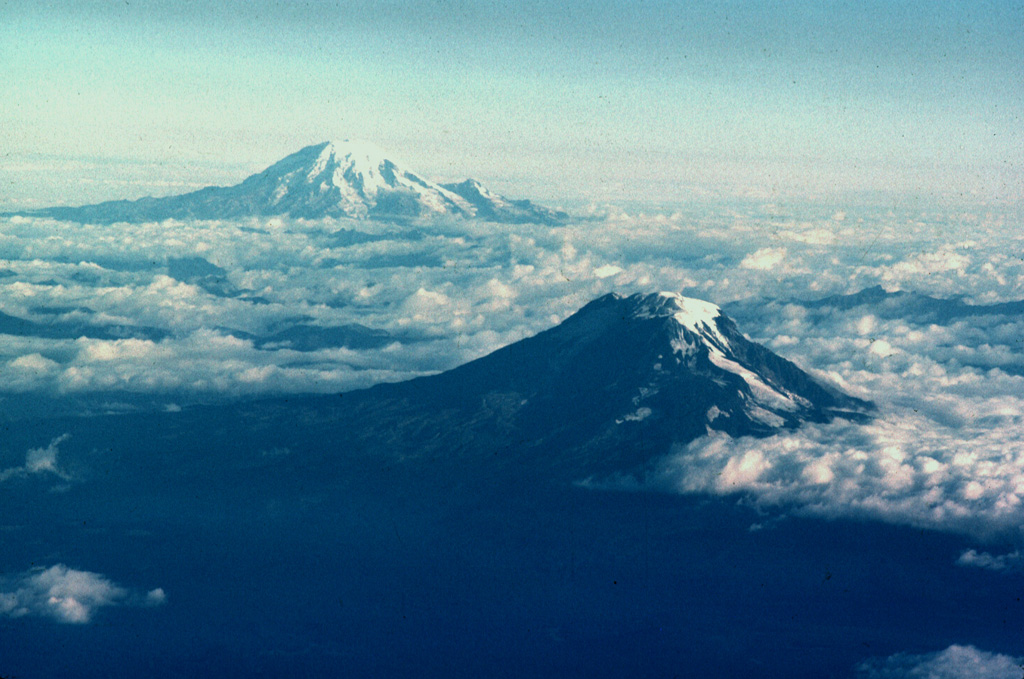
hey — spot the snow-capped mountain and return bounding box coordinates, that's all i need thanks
[263,291,873,479]
[23,141,568,224]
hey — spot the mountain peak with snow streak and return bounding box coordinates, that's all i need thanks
[22,141,568,225]
[440,177,568,225]
[326,291,873,479]
[629,291,732,355]
[510,290,875,450]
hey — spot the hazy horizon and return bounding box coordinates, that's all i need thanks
[3,1,1022,209]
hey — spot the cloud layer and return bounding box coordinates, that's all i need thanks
[658,407,1024,539]
[1,201,1023,538]
[1,203,1020,401]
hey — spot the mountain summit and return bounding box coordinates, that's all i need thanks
[25,141,568,224]
[226,140,472,220]
[272,291,872,480]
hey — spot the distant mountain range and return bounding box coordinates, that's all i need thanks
[18,141,569,225]
[726,284,1024,322]
[799,285,1024,321]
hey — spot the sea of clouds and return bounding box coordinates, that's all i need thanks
[2,201,1023,547]
[4,201,1024,675]
[2,203,1020,397]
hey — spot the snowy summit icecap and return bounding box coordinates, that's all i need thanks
[597,292,872,433]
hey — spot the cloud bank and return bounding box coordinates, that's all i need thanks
[0,202,1020,402]
[658,407,1024,538]
[1,200,1023,538]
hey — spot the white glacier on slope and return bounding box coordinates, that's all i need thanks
[626,292,806,419]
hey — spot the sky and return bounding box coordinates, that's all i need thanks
[2,0,1023,208]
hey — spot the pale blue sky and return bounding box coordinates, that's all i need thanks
[2,0,1022,206]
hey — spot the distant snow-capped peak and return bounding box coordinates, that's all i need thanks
[443,178,507,206]
[441,176,569,225]
[242,140,473,219]
[24,140,568,225]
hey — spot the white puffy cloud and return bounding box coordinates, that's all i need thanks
[857,644,1024,679]
[9,352,59,371]
[1,200,1020,402]
[956,549,1024,572]
[593,264,624,278]
[656,403,1024,538]
[0,434,70,482]
[0,564,165,624]
[739,246,788,271]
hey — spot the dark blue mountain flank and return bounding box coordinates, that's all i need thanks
[213,291,871,480]
[15,141,569,224]
[0,307,171,342]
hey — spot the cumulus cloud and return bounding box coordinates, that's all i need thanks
[0,434,71,482]
[956,549,1024,572]
[857,644,1024,679]
[9,352,60,372]
[739,246,788,270]
[0,564,166,624]
[1,200,1021,402]
[656,403,1024,538]
[593,264,624,278]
